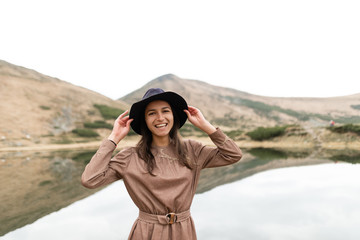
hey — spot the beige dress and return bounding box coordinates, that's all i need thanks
[81,128,242,240]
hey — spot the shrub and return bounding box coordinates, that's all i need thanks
[72,151,97,165]
[179,123,205,136]
[94,104,124,119]
[40,105,51,110]
[351,105,360,110]
[39,180,52,186]
[224,129,243,140]
[328,124,360,135]
[72,128,99,137]
[224,96,309,121]
[330,153,360,164]
[84,121,113,129]
[247,126,287,141]
[248,148,288,160]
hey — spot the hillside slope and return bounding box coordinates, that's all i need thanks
[0,60,129,147]
[1,60,360,148]
[120,74,360,130]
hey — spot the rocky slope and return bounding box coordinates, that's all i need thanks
[0,60,129,147]
[120,74,360,131]
[1,60,360,148]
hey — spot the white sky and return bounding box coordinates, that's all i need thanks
[1,0,359,99]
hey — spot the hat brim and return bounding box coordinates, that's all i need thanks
[129,92,188,135]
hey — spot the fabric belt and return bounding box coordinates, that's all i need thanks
[138,210,191,225]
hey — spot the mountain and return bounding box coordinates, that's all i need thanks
[1,60,360,148]
[120,74,360,131]
[0,60,129,147]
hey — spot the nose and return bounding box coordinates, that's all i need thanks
[157,112,165,121]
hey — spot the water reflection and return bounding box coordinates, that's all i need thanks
[197,147,324,193]
[329,151,360,164]
[247,147,312,159]
[0,150,99,236]
[194,163,360,240]
[1,147,360,239]
[3,163,360,240]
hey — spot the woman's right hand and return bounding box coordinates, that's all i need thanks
[108,110,133,144]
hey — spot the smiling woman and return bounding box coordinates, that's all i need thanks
[144,101,174,143]
[81,88,243,240]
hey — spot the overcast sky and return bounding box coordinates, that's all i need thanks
[1,0,359,99]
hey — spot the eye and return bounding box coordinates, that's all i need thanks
[148,112,156,116]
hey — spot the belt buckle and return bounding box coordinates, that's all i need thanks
[166,212,177,225]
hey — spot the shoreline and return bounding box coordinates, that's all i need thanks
[1,138,359,152]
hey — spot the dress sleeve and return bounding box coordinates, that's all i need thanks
[81,139,132,189]
[191,128,242,169]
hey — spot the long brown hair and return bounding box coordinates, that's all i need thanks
[135,104,193,175]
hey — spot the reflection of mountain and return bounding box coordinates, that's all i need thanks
[0,150,102,236]
[0,148,350,236]
[196,148,332,193]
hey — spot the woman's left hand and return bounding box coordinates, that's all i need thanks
[184,106,217,135]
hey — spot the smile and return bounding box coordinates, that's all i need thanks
[155,123,168,128]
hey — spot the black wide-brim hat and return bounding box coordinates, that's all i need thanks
[129,88,188,135]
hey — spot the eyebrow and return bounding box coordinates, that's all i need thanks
[146,106,171,112]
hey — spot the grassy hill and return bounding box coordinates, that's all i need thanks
[0,60,130,147]
[1,60,360,148]
[120,74,360,131]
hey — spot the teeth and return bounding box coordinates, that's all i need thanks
[155,124,167,128]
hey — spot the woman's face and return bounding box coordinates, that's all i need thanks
[145,100,174,138]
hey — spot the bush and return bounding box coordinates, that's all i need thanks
[248,148,288,160]
[224,129,243,140]
[38,180,52,186]
[84,120,113,129]
[40,105,51,110]
[247,126,287,141]
[351,105,360,110]
[179,123,207,137]
[224,96,309,121]
[72,151,97,165]
[330,153,360,164]
[72,128,99,137]
[94,104,124,119]
[328,124,360,135]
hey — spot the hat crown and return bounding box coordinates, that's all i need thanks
[142,88,165,100]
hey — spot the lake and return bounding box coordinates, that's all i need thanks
[1,148,360,240]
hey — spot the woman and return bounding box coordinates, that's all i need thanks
[81,88,242,239]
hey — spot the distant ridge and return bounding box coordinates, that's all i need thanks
[0,60,129,147]
[121,74,360,130]
[1,59,360,146]
[0,60,60,83]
